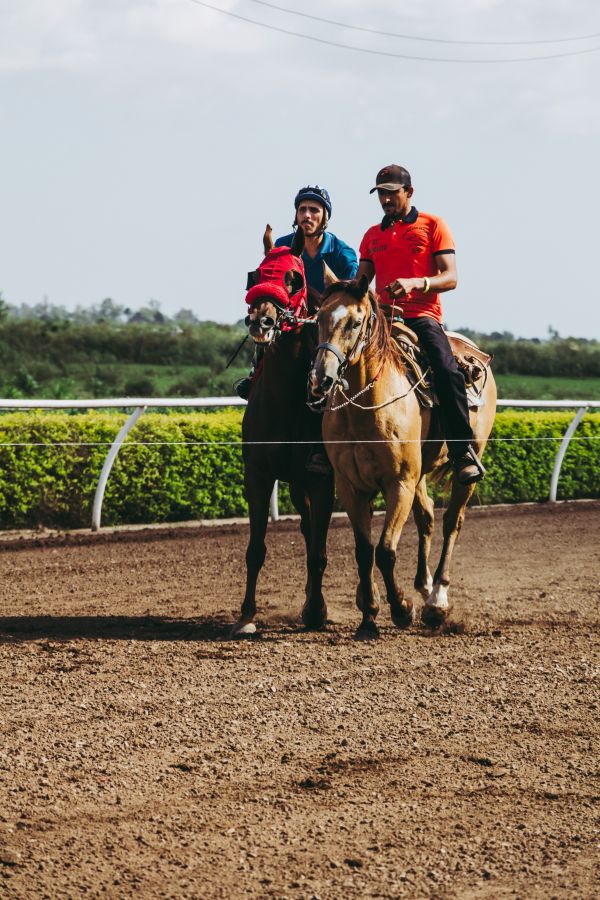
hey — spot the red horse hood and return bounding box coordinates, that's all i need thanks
[245,246,307,318]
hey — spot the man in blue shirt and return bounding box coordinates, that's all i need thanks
[236,186,357,474]
[275,186,357,294]
[236,185,357,399]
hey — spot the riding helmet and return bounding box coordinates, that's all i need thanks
[294,185,332,219]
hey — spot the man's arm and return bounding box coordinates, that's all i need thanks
[386,252,457,299]
[335,241,358,280]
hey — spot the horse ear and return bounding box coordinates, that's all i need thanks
[322,262,338,289]
[263,224,273,254]
[284,269,305,297]
[290,227,305,258]
[358,272,370,296]
[246,270,260,290]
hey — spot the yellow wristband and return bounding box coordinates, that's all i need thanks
[422,276,431,294]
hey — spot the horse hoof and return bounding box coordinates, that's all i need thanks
[355,622,380,641]
[230,621,257,639]
[421,604,451,630]
[391,603,415,630]
[301,605,328,631]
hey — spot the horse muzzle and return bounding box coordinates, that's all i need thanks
[246,313,277,344]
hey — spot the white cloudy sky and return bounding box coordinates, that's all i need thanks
[1,0,599,337]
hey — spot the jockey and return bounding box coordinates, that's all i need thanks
[357,164,486,485]
[236,186,357,474]
[275,186,358,294]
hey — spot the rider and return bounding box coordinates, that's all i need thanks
[357,164,486,485]
[274,185,358,293]
[236,186,357,473]
[235,184,358,475]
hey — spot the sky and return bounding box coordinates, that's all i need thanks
[1,0,599,338]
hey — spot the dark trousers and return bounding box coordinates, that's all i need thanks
[404,316,473,458]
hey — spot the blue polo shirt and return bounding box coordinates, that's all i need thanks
[275,231,358,294]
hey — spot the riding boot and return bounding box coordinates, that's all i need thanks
[306,442,333,475]
[453,444,486,485]
[235,346,264,400]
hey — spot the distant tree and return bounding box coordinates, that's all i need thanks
[174,308,201,326]
[0,291,9,322]
[127,299,168,325]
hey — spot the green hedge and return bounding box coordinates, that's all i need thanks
[0,409,597,529]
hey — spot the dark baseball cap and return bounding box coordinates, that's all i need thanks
[369,164,412,193]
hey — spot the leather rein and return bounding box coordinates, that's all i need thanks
[308,297,427,412]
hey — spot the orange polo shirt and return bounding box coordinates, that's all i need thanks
[358,208,455,323]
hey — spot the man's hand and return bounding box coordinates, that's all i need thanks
[386,277,423,299]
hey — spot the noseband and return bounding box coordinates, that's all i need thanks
[246,297,312,341]
[314,298,377,386]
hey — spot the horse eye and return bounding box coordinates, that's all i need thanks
[244,314,251,327]
[352,319,362,330]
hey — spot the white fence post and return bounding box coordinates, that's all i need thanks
[548,406,588,502]
[92,405,147,531]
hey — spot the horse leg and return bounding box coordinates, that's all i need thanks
[375,480,417,630]
[231,473,274,637]
[421,481,474,628]
[337,477,380,638]
[412,477,435,600]
[289,479,334,630]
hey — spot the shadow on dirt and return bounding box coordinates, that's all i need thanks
[0,614,236,643]
[0,614,338,644]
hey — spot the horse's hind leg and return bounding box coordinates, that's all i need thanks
[375,480,417,630]
[421,481,473,628]
[289,478,334,630]
[412,477,435,600]
[231,473,273,637]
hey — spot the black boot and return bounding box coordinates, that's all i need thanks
[234,377,252,400]
[453,445,486,485]
[306,444,332,475]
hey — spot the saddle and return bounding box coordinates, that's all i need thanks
[389,320,493,409]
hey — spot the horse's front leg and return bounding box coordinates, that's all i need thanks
[421,481,473,628]
[289,476,334,630]
[336,476,380,639]
[231,468,274,637]
[375,479,417,629]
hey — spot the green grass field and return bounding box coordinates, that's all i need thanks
[495,374,600,401]
[1,363,599,402]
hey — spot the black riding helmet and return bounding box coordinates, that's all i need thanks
[293,186,332,231]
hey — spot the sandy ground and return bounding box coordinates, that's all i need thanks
[0,500,599,899]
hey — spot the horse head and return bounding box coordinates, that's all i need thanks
[309,273,376,400]
[244,226,307,345]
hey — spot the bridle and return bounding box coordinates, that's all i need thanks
[245,297,314,342]
[308,294,428,412]
[309,296,377,403]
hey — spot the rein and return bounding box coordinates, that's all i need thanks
[310,296,431,412]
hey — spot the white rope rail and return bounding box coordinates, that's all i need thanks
[0,396,598,528]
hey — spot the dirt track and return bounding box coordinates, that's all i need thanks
[1,501,599,898]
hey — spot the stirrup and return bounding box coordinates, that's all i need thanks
[453,446,486,485]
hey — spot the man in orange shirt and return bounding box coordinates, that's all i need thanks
[357,164,485,485]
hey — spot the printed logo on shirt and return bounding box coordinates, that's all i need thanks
[403,225,429,255]
[368,237,388,254]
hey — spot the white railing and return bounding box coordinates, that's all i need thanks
[0,397,597,530]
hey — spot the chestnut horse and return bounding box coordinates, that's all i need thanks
[309,274,496,637]
[231,227,334,637]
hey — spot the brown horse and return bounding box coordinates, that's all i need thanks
[231,227,335,637]
[309,274,496,637]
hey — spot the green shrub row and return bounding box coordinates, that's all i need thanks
[0,410,597,529]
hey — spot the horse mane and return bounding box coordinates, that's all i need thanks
[320,280,404,373]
